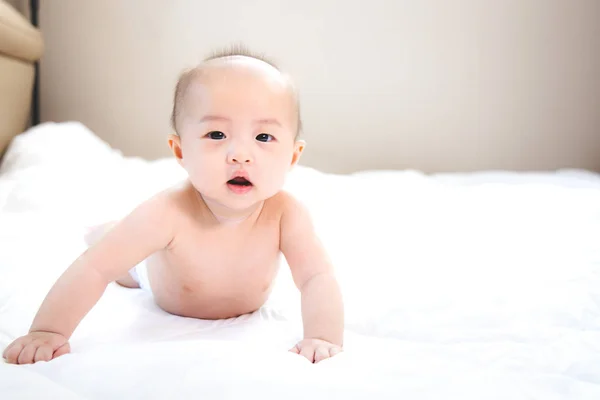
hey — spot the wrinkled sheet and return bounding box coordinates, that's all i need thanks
[1,122,600,399]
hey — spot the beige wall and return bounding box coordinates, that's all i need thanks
[38,0,600,173]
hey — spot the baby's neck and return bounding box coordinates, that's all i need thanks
[212,210,257,224]
[199,195,264,225]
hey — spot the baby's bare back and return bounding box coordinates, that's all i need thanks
[146,188,283,319]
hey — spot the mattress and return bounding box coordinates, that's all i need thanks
[1,122,600,399]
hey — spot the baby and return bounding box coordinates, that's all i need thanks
[3,47,344,365]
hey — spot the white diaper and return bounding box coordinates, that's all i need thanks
[129,260,151,293]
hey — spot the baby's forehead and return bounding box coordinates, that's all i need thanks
[174,54,301,133]
[184,62,296,111]
[190,58,293,95]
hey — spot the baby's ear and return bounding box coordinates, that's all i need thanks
[291,140,306,167]
[168,134,184,165]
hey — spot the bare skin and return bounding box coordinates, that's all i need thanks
[95,182,281,320]
[3,54,344,365]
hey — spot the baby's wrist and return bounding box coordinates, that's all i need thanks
[29,327,68,338]
[302,335,343,347]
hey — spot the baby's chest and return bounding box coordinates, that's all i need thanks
[169,224,281,280]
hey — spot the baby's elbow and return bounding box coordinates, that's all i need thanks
[70,251,114,287]
[298,271,337,293]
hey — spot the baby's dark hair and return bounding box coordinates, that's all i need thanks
[170,45,301,137]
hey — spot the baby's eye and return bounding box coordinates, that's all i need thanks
[256,133,274,142]
[207,131,226,140]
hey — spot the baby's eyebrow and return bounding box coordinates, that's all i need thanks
[255,118,281,127]
[199,115,231,123]
[199,115,282,127]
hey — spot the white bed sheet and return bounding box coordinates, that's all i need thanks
[1,122,600,399]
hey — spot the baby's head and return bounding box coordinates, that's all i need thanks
[168,46,305,211]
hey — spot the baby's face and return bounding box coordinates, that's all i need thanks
[175,61,303,211]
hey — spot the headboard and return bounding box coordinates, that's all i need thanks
[0,0,42,157]
[37,0,600,174]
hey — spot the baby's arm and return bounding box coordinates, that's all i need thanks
[2,193,175,364]
[280,195,344,363]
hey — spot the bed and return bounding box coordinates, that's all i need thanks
[1,122,600,399]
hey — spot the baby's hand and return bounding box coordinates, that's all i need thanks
[289,338,342,363]
[3,331,70,364]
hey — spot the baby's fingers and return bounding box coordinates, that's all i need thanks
[53,342,71,359]
[17,343,39,365]
[299,346,316,363]
[329,346,342,358]
[3,342,24,364]
[33,345,54,363]
[314,346,330,363]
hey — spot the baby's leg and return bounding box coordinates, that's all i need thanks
[84,221,140,289]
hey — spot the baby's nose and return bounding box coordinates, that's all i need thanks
[227,148,252,164]
[230,156,251,164]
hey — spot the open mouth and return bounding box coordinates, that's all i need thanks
[226,175,254,194]
[227,177,253,187]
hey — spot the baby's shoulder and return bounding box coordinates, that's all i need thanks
[140,180,194,218]
[267,191,311,224]
[267,190,303,212]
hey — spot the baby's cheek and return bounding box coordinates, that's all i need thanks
[184,150,210,172]
[264,163,288,192]
[192,169,214,187]
[184,162,212,189]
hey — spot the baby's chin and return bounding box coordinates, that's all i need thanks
[197,185,281,211]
